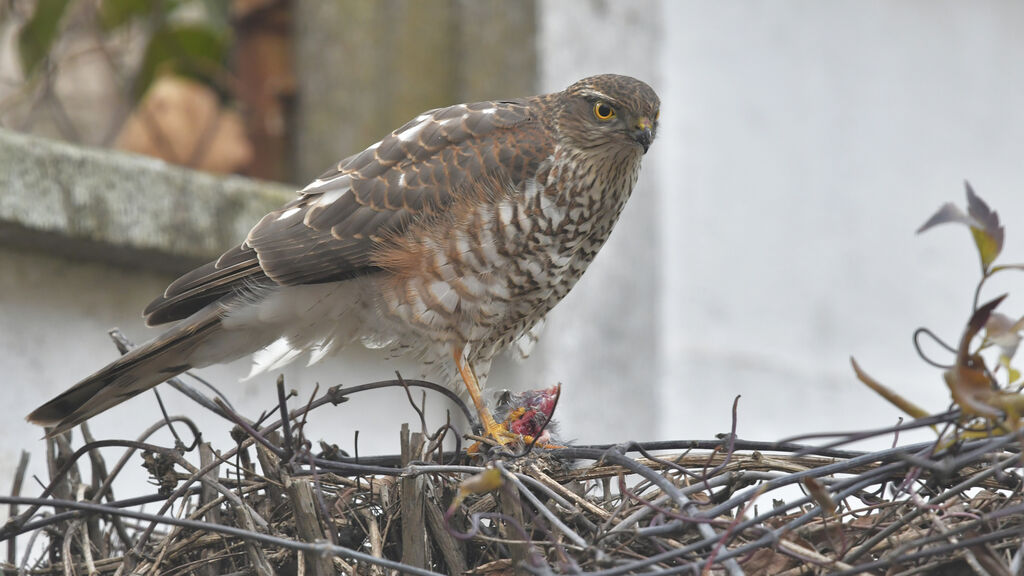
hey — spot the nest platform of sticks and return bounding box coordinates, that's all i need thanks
[2,367,1023,576]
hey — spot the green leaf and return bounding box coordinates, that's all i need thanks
[971,227,1001,272]
[965,181,1004,271]
[99,0,155,30]
[135,23,229,99]
[1000,356,1021,385]
[990,264,1024,274]
[17,0,70,75]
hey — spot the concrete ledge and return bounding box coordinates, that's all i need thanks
[0,129,295,274]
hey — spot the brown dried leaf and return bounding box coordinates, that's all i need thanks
[946,294,1024,429]
[743,548,797,575]
[802,476,837,516]
[848,514,883,529]
[467,559,515,575]
[851,357,931,420]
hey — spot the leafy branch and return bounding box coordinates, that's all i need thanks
[855,182,1024,437]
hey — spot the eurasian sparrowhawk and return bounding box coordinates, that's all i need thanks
[29,74,661,440]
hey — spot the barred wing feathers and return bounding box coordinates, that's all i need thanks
[144,99,549,326]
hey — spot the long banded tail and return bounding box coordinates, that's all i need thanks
[27,307,224,436]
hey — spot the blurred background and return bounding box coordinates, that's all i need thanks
[3,0,1024,493]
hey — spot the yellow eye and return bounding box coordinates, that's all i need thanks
[593,101,616,121]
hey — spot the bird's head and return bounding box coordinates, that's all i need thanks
[557,74,660,155]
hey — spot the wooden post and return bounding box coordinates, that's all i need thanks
[293,0,537,183]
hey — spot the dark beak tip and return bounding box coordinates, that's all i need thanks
[634,129,654,153]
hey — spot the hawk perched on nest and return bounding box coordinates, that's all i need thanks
[29,74,660,441]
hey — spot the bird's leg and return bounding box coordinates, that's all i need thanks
[452,348,509,441]
[454,349,563,450]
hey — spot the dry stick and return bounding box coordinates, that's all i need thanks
[3,389,391,554]
[61,520,76,576]
[614,471,785,537]
[4,416,200,537]
[79,422,132,554]
[143,505,182,576]
[360,507,387,576]
[254,432,287,513]
[284,473,334,575]
[121,445,274,576]
[828,527,1024,576]
[198,442,223,576]
[403,463,582,519]
[276,376,294,461]
[669,458,943,576]
[699,437,999,521]
[335,379,476,425]
[215,397,406,477]
[183,482,266,522]
[48,433,80,503]
[400,424,429,569]
[514,472,588,520]
[906,492,998,576]
[53,483,101,575]
[1009,538,1024,575]
[304,450,339,550]
[77,491,99,576]
[496,470,532,574]
[3,496,446,576]
[863,502,1024,571]
[16,515,47,575]
[556,452,867,483]
[495,462,586,550]
[333,556,358,574]
[6,450,29,567]
[566,446,745,576]
[845,447,1023,563]
[526,462,610,521]
[774,539,856,573]
[423,484,467,576]
[198,443,223,526]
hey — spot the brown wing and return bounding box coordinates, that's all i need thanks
[144,98,554,326]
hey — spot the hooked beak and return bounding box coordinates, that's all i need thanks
[632,117,655,153]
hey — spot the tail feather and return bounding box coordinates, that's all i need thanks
[27,306,224,436]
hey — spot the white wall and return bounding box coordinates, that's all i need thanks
[659,1,1024,445]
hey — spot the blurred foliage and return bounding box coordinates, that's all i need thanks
[136,23,229,99]
[17,0,70,75]
[98,0,169,30]
[6,0,293,178]
[18,0,231,101]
